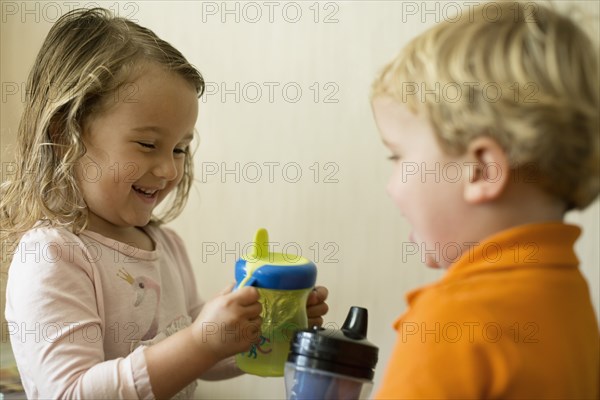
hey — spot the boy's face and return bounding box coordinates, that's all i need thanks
[372,96,470,269]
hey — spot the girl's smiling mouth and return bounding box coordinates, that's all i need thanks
[132,185,160,201]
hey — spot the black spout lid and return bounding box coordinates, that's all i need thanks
[287,307,379,380]
[341,306,369,339]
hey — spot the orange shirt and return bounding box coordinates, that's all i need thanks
[375,223,599,399]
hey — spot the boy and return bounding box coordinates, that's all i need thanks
[371,1,599,398]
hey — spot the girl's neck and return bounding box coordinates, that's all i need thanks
[85,213,155,251]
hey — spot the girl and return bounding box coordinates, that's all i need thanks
[1,8,328,399]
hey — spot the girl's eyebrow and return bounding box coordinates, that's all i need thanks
[132,126,164,134]
[131,126,193,141]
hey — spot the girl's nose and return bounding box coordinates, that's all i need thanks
[152,154,178,181]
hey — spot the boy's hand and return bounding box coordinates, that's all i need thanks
[191,284,262,361]
[306,286,329,327]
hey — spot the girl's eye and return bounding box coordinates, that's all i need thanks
[388,155,401,162]
[137,142,155,149]
[174,147,188,155]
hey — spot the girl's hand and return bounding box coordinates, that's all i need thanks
[306,286,329,327]
[191,284,262,361]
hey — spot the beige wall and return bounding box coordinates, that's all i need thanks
[1,1,598,398]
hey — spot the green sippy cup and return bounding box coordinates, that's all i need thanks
[235,228,317,377]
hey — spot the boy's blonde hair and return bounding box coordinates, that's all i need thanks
[0,8,204,244]
[372,0,599,210]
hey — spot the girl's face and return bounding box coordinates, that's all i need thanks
[76,63,198,237]
[372,96,471,269]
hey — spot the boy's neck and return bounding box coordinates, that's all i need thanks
[469,180,566,243]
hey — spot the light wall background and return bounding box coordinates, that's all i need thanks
[1,1,598,398]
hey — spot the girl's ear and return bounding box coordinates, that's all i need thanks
[463,136,510,204]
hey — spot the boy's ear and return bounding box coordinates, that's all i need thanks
[463,136,510,204]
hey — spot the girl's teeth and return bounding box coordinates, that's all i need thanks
[134,186,157,196]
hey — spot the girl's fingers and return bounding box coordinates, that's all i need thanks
[234,286,260,305]
[307,302,329,318]
[307,286,329,306]
[245,302,263,318]
[218,283,236,296]
[308,316,324,328]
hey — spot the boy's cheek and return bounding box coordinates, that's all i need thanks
[386,177,407,210]
[385,181,399,206]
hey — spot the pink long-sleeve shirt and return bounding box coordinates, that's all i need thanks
[5,224,231,399]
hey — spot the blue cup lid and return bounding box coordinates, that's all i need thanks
[234,228,317,290]
[235,258,317,290]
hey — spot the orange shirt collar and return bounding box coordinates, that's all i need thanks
[404,222,581,307]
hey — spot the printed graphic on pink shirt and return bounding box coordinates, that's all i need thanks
[117,268,161,340]
[117,267,196,399]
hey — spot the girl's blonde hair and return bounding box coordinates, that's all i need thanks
[0,8,204,245]
[372,0,599,210]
